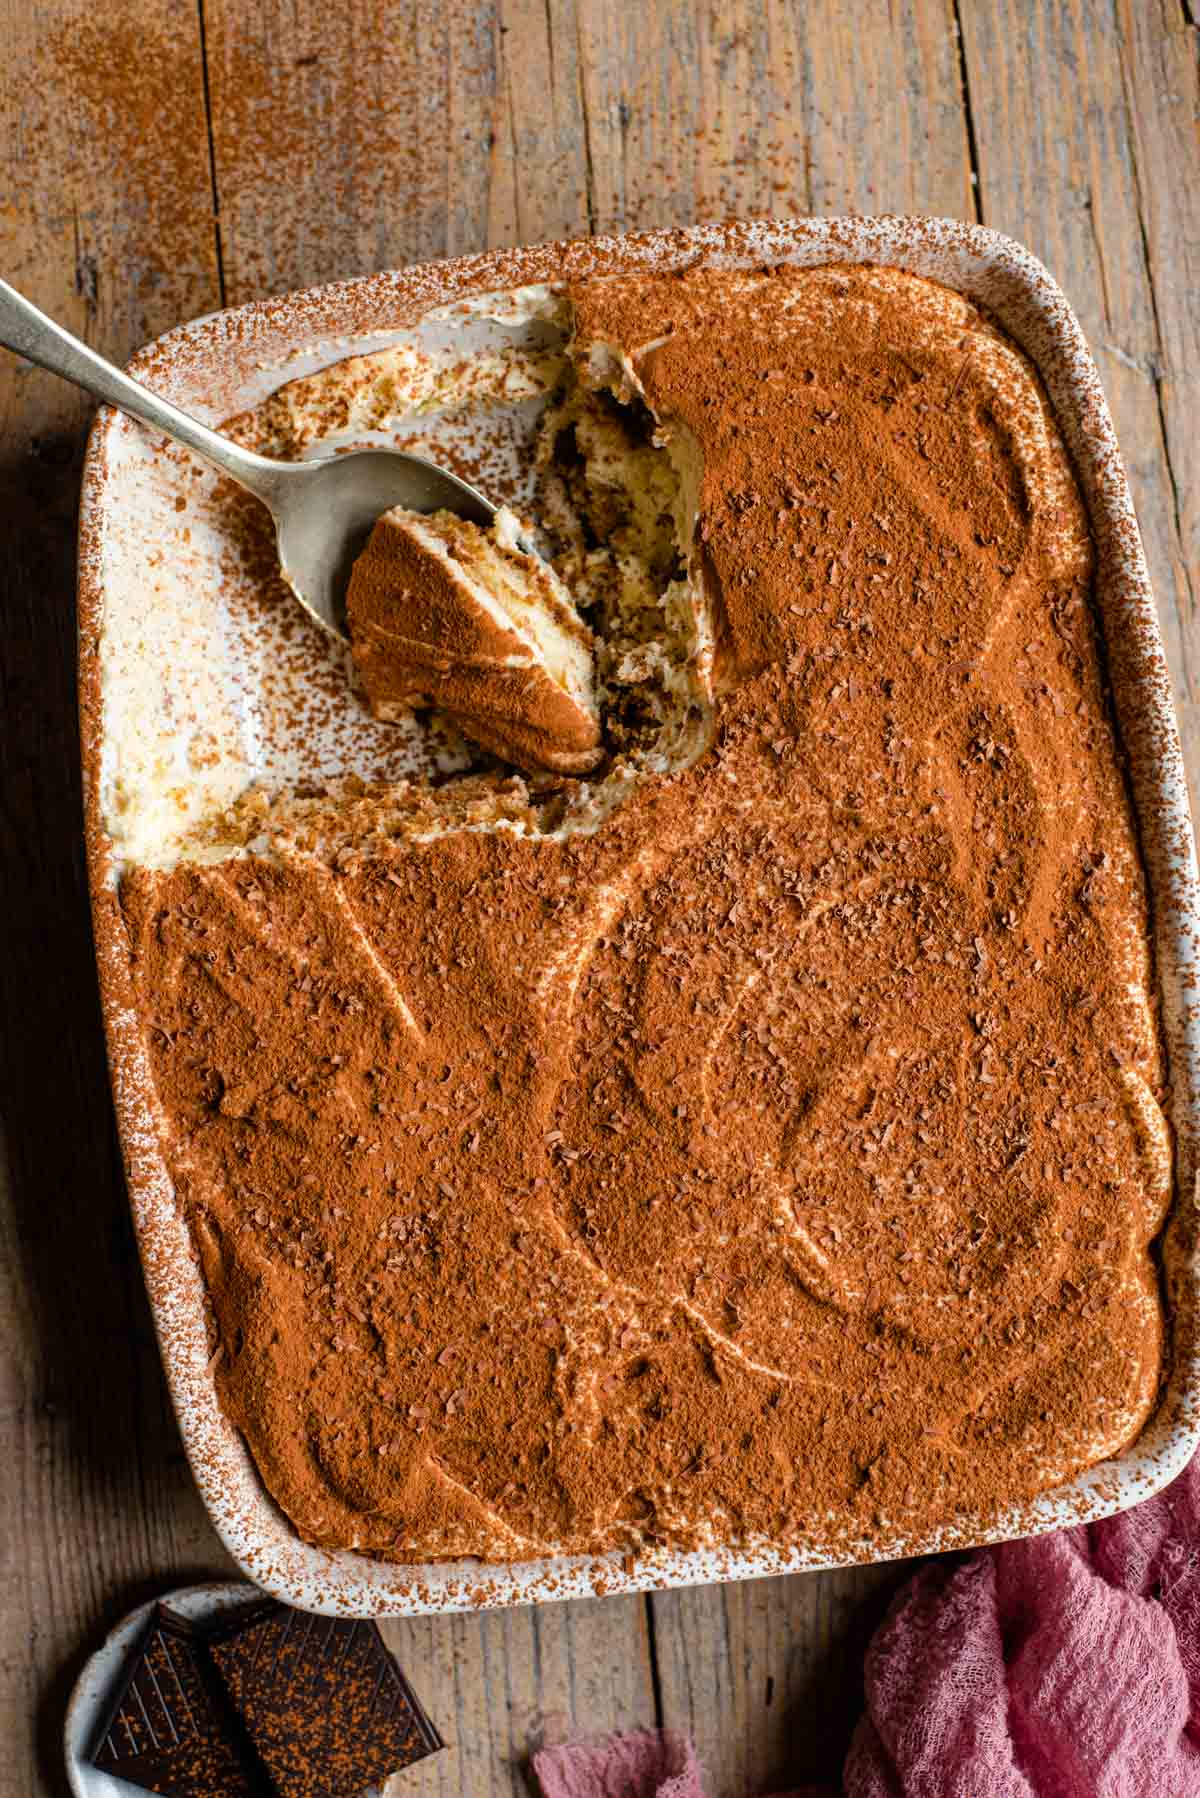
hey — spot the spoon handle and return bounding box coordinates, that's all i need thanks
[0,278,283,499]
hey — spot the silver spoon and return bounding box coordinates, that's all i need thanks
[0,277,498,640]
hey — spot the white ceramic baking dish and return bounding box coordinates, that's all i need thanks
[79,217,1200,1616]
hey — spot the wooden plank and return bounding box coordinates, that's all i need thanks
[786,0,975,216]
[489,0,594,246]
[0,6,229,1798]
[1115,0,1200,808]
[380,1596,655,1797]
[955,0,1200,800]
[200,0,510,303]
[0,0,221,373]
[200,0,600,303]
[575,0,973,232]
[650,1565,903,1797]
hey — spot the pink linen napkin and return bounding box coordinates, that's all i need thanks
[848,1452,1200,1796]
[531,1730,708,1797]
[531,1725,818,1798]
[532,1454,1200,1797]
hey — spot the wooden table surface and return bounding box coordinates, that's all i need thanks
[1,4,1196,1795]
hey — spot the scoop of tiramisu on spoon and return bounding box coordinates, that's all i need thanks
[0,278,601,775]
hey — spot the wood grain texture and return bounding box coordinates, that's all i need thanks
[380,1596,655,1796]
[575,0,974,231]
[1,4,1197,1796]
[200,0,506,301]
[650,1564,903,1796]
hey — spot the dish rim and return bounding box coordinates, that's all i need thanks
[78,213,1200,1616]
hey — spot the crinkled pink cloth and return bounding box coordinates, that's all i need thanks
[532,1455,1200,1798]
[532,1730,709,1797]
[848,1453,1200,1796]
[531,1727,816,1797]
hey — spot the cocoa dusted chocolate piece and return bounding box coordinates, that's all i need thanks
[89,1604,260,1797]
[88,1598,442,1797]
[206,1602,443,1798]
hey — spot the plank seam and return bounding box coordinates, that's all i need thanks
[644,1593,665,1728]
[499,11,524,242]
[573,4,598,234]
[195,0,227,307]
[71,205,98,318]
[1113,0,1196,614]
[543,0,556,94]
[950,0,984,222]
[1083,190,1114,330]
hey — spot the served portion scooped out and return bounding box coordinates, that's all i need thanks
[347,505,603,775]
[113,261,1170,1565]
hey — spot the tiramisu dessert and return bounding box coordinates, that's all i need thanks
[346,504,602,774]
[110,262,1170,1563]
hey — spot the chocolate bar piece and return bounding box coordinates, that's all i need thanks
[89,1604,261,1796]
[207,1603,443,1798]
[88,1598,442,1797]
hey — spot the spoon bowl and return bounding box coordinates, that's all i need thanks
[260,447,497,639]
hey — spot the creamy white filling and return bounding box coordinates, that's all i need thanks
[99,284,713,871]
[474,505,596,708]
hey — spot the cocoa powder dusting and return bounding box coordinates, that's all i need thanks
[16,16,219,336]
[118,265,1170,1564]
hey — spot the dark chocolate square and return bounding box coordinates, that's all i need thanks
[206,1603,443,1798]
[89,1605,261,1797]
